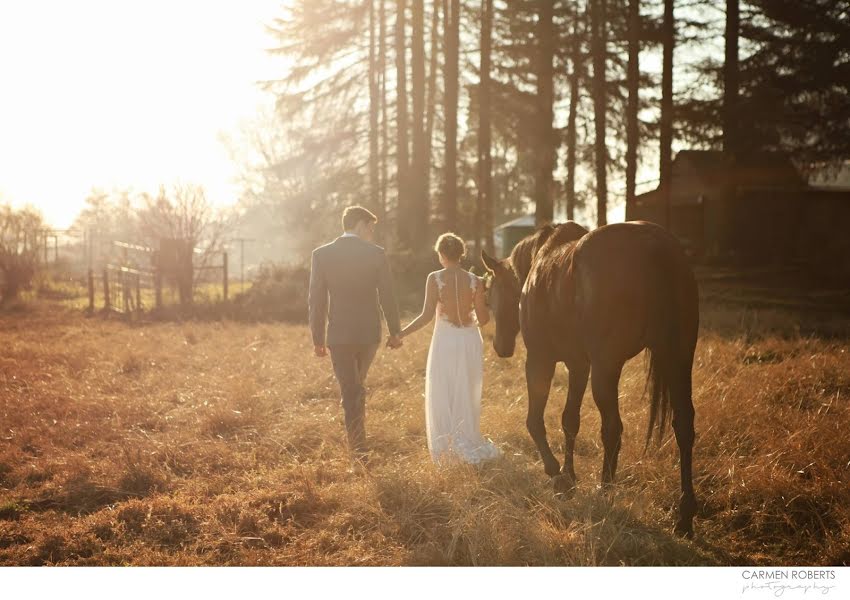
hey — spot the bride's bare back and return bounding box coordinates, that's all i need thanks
[435,268,483,327]
[400,267,489,337]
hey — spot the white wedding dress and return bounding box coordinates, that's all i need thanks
[425,269,501,465]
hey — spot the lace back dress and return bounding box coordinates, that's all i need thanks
[425,269,501,464]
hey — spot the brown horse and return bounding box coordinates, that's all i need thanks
[482,220,699,537]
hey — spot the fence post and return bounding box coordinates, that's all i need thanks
[222,251,228,301]
[103,268,110,311]
[154,267,162,310]
[135,273,141,312]
[120,270,126,314]
[88,269,95,312]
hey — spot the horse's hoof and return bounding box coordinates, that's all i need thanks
[543,460,562,478]
[594,482,616,504]
[553,474,576,499]
[674,519,694,539]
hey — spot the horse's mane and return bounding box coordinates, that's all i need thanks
[509,224,557,283]
[509,222,589,283]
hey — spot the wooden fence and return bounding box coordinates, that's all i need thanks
[86,250,229,314]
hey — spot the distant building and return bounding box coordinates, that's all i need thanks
[628,150,850,277]
[493,215,537,258]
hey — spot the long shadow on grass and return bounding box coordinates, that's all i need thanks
[364,453,734,566]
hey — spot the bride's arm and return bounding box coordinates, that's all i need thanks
[400,273,438,338]
[473,276,490,326]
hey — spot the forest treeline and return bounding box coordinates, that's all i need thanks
[229,0,849,257]
[7,2,847,307]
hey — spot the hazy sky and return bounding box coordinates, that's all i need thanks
[0,0,283,228]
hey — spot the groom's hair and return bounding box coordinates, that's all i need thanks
[342,206,378,231]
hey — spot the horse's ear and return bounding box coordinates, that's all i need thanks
[481,250,500,273]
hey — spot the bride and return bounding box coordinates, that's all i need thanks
[399,233,501,465]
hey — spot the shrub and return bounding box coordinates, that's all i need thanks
[0,205,44,304]
[229,248,483,322]
[231,263,309,322]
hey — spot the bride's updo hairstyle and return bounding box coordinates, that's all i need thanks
[435,232,466,263]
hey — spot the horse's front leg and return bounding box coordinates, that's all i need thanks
[525,357,560,477]
[554,361,590,497]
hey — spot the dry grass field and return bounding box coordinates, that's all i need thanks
[1,280,849,566]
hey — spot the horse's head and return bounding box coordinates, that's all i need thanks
[482,250,521,358]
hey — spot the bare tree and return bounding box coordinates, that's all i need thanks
[138,184,232,305]
[72,189,139,254]
[0,205,44,303]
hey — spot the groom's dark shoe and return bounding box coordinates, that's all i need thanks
[352,448,371,466]
[346,419,367,451]
[349,439,372,465]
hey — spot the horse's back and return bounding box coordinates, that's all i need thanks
[573,221,698,360]
[577,221,685,257]
[574,221,693,290]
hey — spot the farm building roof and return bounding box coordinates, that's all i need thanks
[495,215,536,230]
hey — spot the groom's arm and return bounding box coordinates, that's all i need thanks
[308,249,329,350]
[377,250,402,339]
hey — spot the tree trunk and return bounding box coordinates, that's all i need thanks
[442,0,460,231]
[591,0,608,227]
[424,0,440,211]
[535,0,556,226]
[625,0,640,220]
[660,0,674,228]
[379,0,389,236]
[395,0,411,246]
[477,0,494,254]
[723,0,739,157]
[566,19,582,223]
[411,0,428,248]
[369,0,380,220]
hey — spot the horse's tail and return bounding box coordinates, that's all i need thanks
[645,344,674,448]
[644,247,683,448]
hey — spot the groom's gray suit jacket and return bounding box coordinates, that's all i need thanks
[308,235,401,347]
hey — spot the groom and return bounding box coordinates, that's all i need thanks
[308,206,403,455]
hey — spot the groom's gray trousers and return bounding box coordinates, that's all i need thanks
[308,234,401,451]
[329,343,379,449]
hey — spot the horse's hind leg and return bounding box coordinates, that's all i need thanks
[525,357,560,477]
[555,362,589,497]
[672,367,697,538]
[590,362,624,486]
